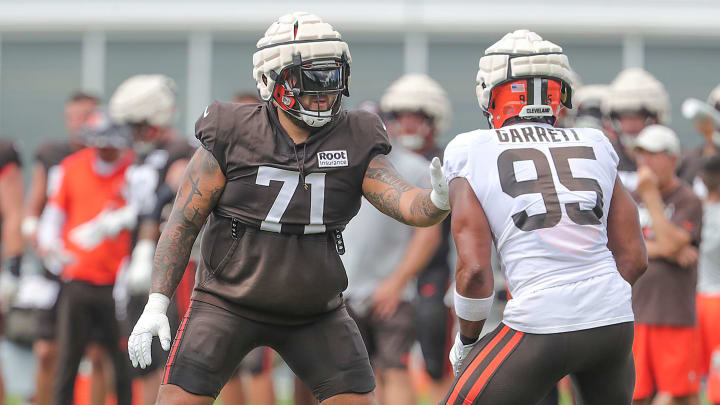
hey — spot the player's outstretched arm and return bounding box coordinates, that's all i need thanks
[448,177,495,375]
[151,147,226,298]
[607,177,648,285]
[129,147,225,369]
[362,155,449,227]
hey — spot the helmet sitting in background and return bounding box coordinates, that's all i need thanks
[573,84,610,131]
[109,74,177,149]
[476,29,575,129]
[603,68,670,146]
[380,73,451,151]
[252,11,351,128]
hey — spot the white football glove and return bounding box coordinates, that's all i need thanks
[127,240,155,295]
[42,246,75,276]
[128,293,171,369]
[429,157,450,211]
[449,332,479,376]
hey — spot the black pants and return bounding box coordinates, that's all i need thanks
[53,281,132,405]
[444,322,635,405]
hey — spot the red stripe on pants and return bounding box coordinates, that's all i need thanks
[445,325,511,404]
[162,301,194,385]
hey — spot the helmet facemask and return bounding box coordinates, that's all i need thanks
[271,54,350,128]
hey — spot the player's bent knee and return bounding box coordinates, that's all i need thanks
[155,384,215,405]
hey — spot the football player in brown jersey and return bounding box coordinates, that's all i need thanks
[107,74,196,405]
[128,11,450,405]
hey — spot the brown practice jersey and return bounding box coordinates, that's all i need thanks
[192,102,391,324]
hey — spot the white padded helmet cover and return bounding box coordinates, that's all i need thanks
[380,73,452,133]
[574,84,610,109]
[252,12,351,101]
[603,68,670,124]
[476,29,574,111]
[707,84,720,108]
[109,74,176,127]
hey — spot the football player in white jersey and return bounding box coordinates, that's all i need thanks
[441,30,648,405]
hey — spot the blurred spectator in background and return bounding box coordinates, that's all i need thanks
[218,90,276,405]
[695,155,720,405]
[379,73,455,403]
[603,68,671,191]
[677,84,720,199]
[630,125,703,405]
[342,94,442,405]
[21,91,108,405]
[108,74,196,405]
[37,109,134,405]
[572,84,610,133]
[0,139,24,400]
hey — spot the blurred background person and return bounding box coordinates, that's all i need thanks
[603,68,671,191]
[572,84,611,133]
[379,73,456,403]
[107,74,196,405]
[696,155,720,405]
[20,91,110,405]
[677,84,720,199]
[0,138,24,400]
[342,93,442,405]
[631,125,703,405]
[37,109,134,405]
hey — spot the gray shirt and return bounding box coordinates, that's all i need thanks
[342,144,430,313]
[698,202,720,294]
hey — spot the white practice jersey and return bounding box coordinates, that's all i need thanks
[444,123,633,334]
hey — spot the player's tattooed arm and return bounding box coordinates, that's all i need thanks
[362,155,449,227]
[151,148,226,297]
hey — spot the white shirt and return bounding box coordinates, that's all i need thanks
[444,123,634,333]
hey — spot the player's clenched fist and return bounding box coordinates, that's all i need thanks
[128,293,172,369]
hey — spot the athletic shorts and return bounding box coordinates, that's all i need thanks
[632,323,700,399]
[414,266,454,380]
[348,300,415,370]
[162,299,374,401]
[697,294,720,376]
[444,322,635,405]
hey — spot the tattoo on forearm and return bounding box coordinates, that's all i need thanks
[364,155,444,225]
[363,155,414,222]
[365,190,404,222]
[151,149,225,297]
[410,191,442,219]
